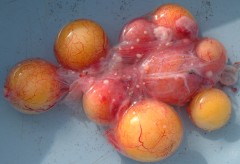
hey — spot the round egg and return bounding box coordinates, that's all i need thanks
[151,3,198,39]
[54,19,109,70]
[195,37,227,80]
[4,58,65,114]
[82,78,127,126]
[188,88,232,131]
[113,99,183,162]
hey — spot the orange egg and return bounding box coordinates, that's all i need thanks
[196,38,225,62]
[4,59,65,114]
[195,37,227,78]
[152,3,198,39]
[188,88,231,131]
[82,78,126,126]
[114,99,183,162]
[54,19,108,70]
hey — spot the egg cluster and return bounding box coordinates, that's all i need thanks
[4,3,239,162]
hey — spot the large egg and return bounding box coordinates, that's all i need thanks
[113,99,183,162]
[4,58,65,114]
[54,19,108,70]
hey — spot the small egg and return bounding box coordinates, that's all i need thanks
[188,88,231,131]
[196,37,226,62]
[54,19,108,70]
[82,79,126,126]
[4,59,65,114]
[114,99,183,162]
[195,37,227,79]
[119,18,156,43]
[152,3,198,39]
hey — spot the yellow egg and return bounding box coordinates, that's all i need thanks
[188,88,231,131]
[4,59,64,114]
[54,19,108,70]
[114,99,183,162]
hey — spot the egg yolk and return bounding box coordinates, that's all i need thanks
[4,59,65,114]
[82,78,126,126]
[54,19,108,70]
[188,88,231,131]
[195,37,227,82]
[151,3,198,39]
[114,99,183,162]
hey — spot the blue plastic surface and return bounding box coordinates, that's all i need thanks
[0,0,240,164]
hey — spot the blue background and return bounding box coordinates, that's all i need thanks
[1,0,240,164]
